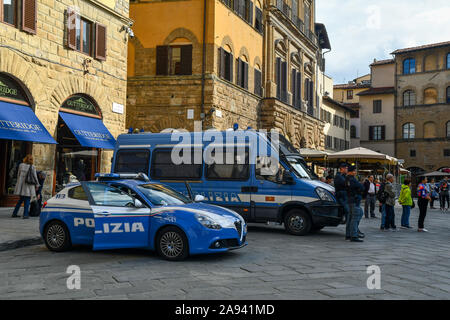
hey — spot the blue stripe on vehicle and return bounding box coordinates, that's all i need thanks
[45,206,92,211]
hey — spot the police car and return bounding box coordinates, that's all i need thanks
[39,173,247,261]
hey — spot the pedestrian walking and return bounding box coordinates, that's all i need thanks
[417,177,431,232]
[377,178,387,230]
[439,176,449,212]
[399,179,413,229]
[11,154,40,219]
[363,175,377,218]
[334,163,351,239]
[383,174,397,231]
[428,178,439,209]
[30,171,47,217]
[345,165,365,242]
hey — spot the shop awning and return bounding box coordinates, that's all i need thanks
[0,101,56,144]
[59,112,116,149]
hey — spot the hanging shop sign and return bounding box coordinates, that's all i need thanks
[62,95,99,116]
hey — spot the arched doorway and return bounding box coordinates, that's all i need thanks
[55,94,115,192]
[0,72,55,205]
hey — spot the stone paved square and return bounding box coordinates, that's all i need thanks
[0,206,449,300]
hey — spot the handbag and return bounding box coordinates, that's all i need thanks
[25,164,38,186]
[29,200,40,217]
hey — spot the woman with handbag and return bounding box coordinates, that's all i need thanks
[399,179,413,229]
[11,154,40,219]
[417,176,431,232]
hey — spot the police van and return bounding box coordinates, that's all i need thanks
[111,130,343,236]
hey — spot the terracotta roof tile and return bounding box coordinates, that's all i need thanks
[391,41,450,55]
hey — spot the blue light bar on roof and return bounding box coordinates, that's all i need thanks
[95,173,150,182]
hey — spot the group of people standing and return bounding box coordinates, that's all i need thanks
[333,163,448,241]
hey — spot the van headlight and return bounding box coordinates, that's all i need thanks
[316,187,335,202]
[195,213,222,230]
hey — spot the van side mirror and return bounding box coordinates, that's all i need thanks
[282,171,295,185]
[194,195,205,202]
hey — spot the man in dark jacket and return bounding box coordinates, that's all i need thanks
[346,165,365,242]
[334,163,352,239]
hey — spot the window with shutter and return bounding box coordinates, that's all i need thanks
[21,0,37,34]
[291,69,297,107]
[156,46,169,75]
[1,0,17,26]
[236,58,242,86]
[281,61,287,103]
[66,8,77,50]
[276,58,281,99]
[254,69,262,96]
[248,1,253,25]
[95,23,107,61]
[255,7,263,33]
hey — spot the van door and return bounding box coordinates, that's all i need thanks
[252,157,293,220]
[203,146,252,220]
[82,182,151,250]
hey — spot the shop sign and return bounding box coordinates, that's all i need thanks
[0,75,27,102]
[63,95,99,115]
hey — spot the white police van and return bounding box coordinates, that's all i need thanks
[111,130,343,235]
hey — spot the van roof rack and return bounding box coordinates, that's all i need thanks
[95,173,150,182]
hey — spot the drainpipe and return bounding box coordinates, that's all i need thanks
[200,0,208,131]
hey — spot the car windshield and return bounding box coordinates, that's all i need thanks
[287,157,315,180]
[137,184,192,206]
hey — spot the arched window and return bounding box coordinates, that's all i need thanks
[237,54,249,89]
[350,125,357,139]
[447,53,450,69]
[424,87,438,104]
[447,121,450,138]
[403,90,416,106]
[447,86,450,104]
[403,123,415,139]
[403,58,415,75]
[218,45,234,82]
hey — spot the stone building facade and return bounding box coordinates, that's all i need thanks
[0,0,130,205]
[127,0,329,150]
[392,41,450,174]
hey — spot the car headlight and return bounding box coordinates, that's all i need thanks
[195,213,222,230]
[316,187,335,202]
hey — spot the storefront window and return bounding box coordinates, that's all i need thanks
[5,140,29,195]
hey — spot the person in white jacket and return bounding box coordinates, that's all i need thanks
[11,154,40,219]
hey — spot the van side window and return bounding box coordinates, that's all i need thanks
[255,157,284,184]
[151,149,202,180]
[68,186,88,201]
[205,147,249,181]
[114,149,150,174]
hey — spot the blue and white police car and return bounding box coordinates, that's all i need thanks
[39,173,247,261]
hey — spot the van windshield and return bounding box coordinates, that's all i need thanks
[287,157,316,180]
[137,184,192,206]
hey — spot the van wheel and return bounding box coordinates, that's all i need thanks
[44,221,72,252]
[156,226,189,261]
[284,209,311,236]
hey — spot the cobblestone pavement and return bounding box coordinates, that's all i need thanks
[0,206,449,300]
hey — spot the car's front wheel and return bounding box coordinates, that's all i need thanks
[44,220,72,252]
[284,209,312,236]
[156,226,189,261]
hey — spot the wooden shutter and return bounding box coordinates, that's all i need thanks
[234,0,240,13]
[229,52,234,82]
[180,45,193,75]
[156,46,169,75]
[243,62,248,89]
[309,80,314,107]
[296,72,301,108]
[218,48,224,78]
[281,61,287,102]
[276,58,281,99]
[254,69,261,96]
[95,23,107,61]
[381,126,386,140]
[248,1,254,24]
[291,69,296,106]
[22,0,37,34]
[236,58,242,86]
[369,126,374,141]
[66,8,77,50]
[255,7,263,33]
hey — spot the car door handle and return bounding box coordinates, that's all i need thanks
[97,212,111,216]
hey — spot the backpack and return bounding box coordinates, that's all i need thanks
[377,183,387,204]
[25,165,38,186]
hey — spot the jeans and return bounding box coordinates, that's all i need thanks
[384,204,396,229]
[440,194,450,209]
[380,204,386,228]
[418,198,428,229]
[13,196,31,218]
[337,197,351,237]
[364,194,376,217]
[401,205,411,227]
[349,203,363,238]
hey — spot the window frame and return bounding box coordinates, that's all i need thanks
[402,123,415,140]
[403,58,416,75]
[373,100,382,113]
[74,16,94,57]
[403,90,416,107]
[446,86,450,104]
[1,0,17,27]
[446,121,450,138]
[447,53,450,70]
[83,182,138,208]
[347,90,353,100]
[114,149,151,175]
[150,148,203,181]
[68,185,89,201]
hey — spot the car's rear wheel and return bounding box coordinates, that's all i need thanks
[156,226,189,261]
[284,209,311,236]
[44,221,72,252]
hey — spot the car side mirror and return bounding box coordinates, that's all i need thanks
[194,195,205,202]
[134,199,145,208]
